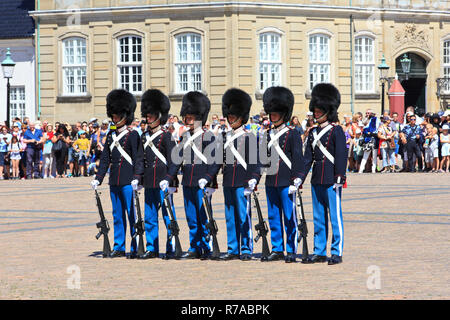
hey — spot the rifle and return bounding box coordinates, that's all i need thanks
[164,191,183,259]
[252,191,270,261]
[94,190,112,258]
[202,191,221,260]
[132,189,145,257]
[296,190,313,263]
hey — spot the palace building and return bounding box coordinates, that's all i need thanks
[30,0,450,123]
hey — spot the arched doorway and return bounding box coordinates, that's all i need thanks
[395,53,428,114]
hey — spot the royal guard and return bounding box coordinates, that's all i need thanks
[220,88,261,261]
[303,83,347,265]
[140,89,179,259]
[91,89,144,259]
[161,91,221,260]
[262,86,306,263]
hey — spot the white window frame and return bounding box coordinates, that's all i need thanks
[174,33,203,94]
[354,36,375,93]
[444,39,450,93]
[259,32,282,92]
[62,37,87,96]
[117,35,143,95]
[308,34,331,91]
[10,86,26,120]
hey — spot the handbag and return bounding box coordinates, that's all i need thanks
[52,139,63,152]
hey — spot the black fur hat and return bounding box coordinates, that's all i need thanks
[106,89,136,126]
[263,86,294,123]
[309,83,341,123]
[180,91,211,126]
[141,89,171,125]
[222,88,252,124]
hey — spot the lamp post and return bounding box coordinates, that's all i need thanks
[1,48,16,129]
[378,54,390,115]
[400,53,411,80]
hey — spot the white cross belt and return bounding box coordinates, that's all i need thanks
[312,125,334,164]
[144,130,167,165]
[110,130,133,165]
[183,130,208,164]
[268,126,291,170]
[224,130,247,170]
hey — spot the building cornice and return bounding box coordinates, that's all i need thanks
[29,2,450,22]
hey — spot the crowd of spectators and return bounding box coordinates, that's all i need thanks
[0,106,449,180]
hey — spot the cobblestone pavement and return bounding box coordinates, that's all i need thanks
[0,173,449,300]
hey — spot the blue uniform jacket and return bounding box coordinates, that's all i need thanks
[140,129,179,188]
[303,123,347,185]
[222,128,262,188]
[165,129,221,188]
[262,125,306,187]
[95,128,144,186]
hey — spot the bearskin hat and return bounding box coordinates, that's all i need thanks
[263,86,294,123]
[180,91,211,126]
[222,88,252,124]
[309,83,341,123]
[141,89,171,125]
[106,89,136,126]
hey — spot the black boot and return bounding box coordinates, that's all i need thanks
[310,254,328,263]
[139,251,159,259]
[285,253,296,263]
[328,255,343,265]
[181,251,201,259]
[220,253,240,261]
[109,250,126,258]
[267,251,285,261]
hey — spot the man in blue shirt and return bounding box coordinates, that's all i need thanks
[400,115,424,172]
[23,121,43,179]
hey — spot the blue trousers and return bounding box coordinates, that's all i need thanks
[182,186,211,254]
[311,184,344,257]
[144,188,177,254]
[223,187,253,255]
[109,185,137,253]
[265,186,298,254]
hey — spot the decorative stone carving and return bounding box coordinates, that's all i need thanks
[394,23,430,51]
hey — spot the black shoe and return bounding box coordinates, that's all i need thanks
[220,253,240,261]
[163,252,179,260]
[267,251,285,261]
[328,255,343,265]
[109,250,126,258]
[311,254,328,263]
[240,253,252,261]
[200,251,213,260]
[139,251,159,259]
[181,251,201,259]
[127,252,138,259]
[285,253,296,263]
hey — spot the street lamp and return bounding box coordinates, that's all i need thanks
[378,54,390,115]
[400,53,411,80]
[1,48,16,128]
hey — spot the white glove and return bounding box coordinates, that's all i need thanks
[131,179,139,191]
[205,187,216,197]
[288,185,297,195]
[91,179,100,190]
[248,179,257,191]
[243,188,253,197]
[333,183,343,190]
[294,178,302,189]
[167,187,177,195]
[159,180,169,192]
[198,178,208,190]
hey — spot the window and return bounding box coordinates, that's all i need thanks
[309,34,330,91]
[62,37,87,95]
[259,32,282,91]
[175,33,202,93]
[10,87,26,120]
[118,36,143,94]
[444,40,450,93]
[354,37,375,93]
